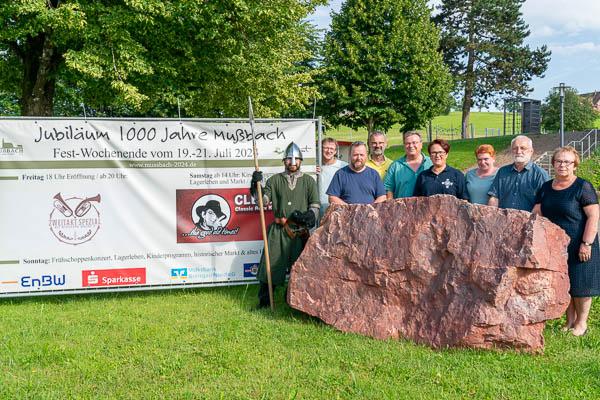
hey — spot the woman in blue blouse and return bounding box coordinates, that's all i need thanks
[465,144,498,205]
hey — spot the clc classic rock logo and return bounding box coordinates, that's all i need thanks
[176,188,273,243]
[49,193,101,245]
[184,194,239,240]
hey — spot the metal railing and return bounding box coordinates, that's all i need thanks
[534,129,598,177]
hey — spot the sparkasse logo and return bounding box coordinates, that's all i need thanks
[82,268,146,287]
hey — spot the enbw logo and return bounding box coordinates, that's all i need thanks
[171,268,188,281]
[20,274,66,289]
[243,263,259,278]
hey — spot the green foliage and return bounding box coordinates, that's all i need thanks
[0,0,325,117]
[434,0,550,136]
[1,286,599,398]
[577,150,600,189]
[318,0,452,133]
[541,88,600,132]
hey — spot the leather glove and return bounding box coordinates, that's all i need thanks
[300,210,316,229]
[288,210,303,225]
[250,170,263,198]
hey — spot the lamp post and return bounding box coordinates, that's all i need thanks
[559,82,565,147]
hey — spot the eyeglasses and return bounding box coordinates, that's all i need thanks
[404,141,421,147]
[554,160,575,166]
[430,151,447,156]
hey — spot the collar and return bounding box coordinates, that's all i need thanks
[512,161,533,172]
[368,155,389,165]
[400,152,427,164]
[429,165,449,175]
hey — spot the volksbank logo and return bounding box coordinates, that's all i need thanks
[171,268,188,281]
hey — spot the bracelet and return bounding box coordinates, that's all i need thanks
[582,241,593,247]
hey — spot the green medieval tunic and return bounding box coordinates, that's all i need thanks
[258,171,319,286]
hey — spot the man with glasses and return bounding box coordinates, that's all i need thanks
[327,141,387,205]
[365,131,393,181]
[488,135,549,211]
[384,131,432,199]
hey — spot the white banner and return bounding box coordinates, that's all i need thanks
[0,118,316,297]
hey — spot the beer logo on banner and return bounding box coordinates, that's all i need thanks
[183,194,239,240]
[49,193,101,245]
[0,138,24,156]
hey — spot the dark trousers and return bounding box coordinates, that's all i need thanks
[258,282,276,307]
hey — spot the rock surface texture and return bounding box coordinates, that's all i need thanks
[288,195,570,352]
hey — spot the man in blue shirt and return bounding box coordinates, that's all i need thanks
[488,135,550,211]
[327,141,387,205]
[385,131,432,198]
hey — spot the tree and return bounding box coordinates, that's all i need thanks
[541,88,599,132]
[434,0,551,138]
[318,0,452,134]
[0,0,324,117]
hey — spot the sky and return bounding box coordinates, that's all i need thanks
[308,0,600,101]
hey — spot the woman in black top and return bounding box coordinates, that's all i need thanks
[413,139,468,200]
[533,146,600,337]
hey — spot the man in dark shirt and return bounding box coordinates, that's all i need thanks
[488,135,549,211]
[327,141,387,205]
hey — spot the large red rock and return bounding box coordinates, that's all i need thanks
[288,195,570,352]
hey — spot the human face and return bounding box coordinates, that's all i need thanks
[403,134,422,157]
[322,142,337,163]
[284,157,301,173]
[350,144,367,171]
[429,144,448,169]
[511,139,533,164]
[553,151,576,178]
[202,209,218,227]
[369,134,387,157]
[476,152,495,173]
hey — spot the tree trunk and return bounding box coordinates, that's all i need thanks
[366,116,375,135]
[20,33,61,116]
[461,33,476,140]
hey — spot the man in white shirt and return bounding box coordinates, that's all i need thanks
[317,137,347,218]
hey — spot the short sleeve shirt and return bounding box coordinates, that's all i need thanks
[488,162,550,211]
[319,159,348,206]
[327,166,386,204]
[384,154,433,198]
[365,156,393,181]
[413,166,469,200]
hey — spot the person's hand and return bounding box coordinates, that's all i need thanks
[251,170,263,185]
[316,166,321,174]
[579,243,592,262]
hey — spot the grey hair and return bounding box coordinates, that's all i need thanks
[511,135,533,148]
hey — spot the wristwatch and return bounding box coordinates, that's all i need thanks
[582,241,593,246]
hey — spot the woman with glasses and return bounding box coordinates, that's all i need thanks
[465,144,498,204]
[533,146,600,336]
[413,139,468,200]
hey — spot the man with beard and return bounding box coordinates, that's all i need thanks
[317,137,347,218]
[365,131,393,181]
[327,141,387,205]
[487,135,549,211]
[250,142,319,308]
[385,131,433,199]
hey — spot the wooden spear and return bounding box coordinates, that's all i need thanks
[248,97,274,311]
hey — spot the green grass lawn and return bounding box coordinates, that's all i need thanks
[325,112,515,146]
[1,286,599,399]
